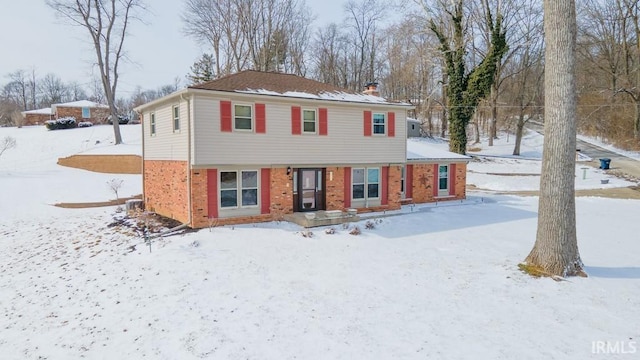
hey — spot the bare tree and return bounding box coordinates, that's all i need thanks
[522,0,584,278]
[0,136,17,159]
[39,73,70,105]
[183,0,312,77]
[47,0,146,145]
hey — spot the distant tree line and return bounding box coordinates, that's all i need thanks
[2,0,639,152]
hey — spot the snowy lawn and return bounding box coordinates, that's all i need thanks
[1,126,639,359]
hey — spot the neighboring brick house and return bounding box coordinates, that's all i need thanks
[134,70,470,228]
[52,100,110,124]
[21,107,52,126]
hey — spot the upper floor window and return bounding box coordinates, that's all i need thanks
[373,113,385,134]
[234,104,253,131]
[82,107,90,118]
[352,167,380,200]
[173,105,180,132]
[150,112,156,136]
[303,109,316,133]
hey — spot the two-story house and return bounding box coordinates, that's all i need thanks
[134,70,469,228]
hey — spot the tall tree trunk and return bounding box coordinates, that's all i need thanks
[441,72,448,138]
[524,0,584,277]
[513,113,525,156]
[636,101,640,139]
[489,84,498,146]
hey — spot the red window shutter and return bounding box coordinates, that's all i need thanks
[319,108,328,135]
[387,111,395,137]
[449,164,456,196]
[261,168,271,214]
[406,165,413,199]
[344,167,351,208]
[255,103,266,134]
[207,169,218,219]
[220,101,232,132]
[381,166,389,205]
[433,164,439,197]
[363,110,372,136]
[291,106,301,135]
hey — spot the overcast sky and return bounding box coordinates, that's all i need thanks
[0,1,347,96]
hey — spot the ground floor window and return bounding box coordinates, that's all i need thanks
[220,170,258,208]
[353,167,380,200]
[438,165,449,191]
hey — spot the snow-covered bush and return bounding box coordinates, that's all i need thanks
[349,226,361,236]
[45,117,77,130]
[78,121,93,128]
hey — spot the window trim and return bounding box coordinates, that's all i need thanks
[150,112,156,136]
[81,107,91,119]
[352,167,380,201]
[372,112,386,135]
[172,105,180,132]
[219,169,260,209]
[302,108,317,134]
[438,164,449,192]
[233,103,254,132]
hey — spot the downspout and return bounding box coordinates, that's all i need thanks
[141,112,145,205]
[181,92,193,227]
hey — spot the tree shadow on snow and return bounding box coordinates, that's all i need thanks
[376,195,538,239]
[584,266,640,279]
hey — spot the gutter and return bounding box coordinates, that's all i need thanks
[181,93,193,227]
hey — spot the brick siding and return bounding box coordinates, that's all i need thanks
[56,106,111,124]
[144,160,189,224]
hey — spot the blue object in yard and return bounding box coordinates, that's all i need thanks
[599,158,611,170]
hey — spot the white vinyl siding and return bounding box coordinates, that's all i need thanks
[143,99,190,161]
[192,95,407,166]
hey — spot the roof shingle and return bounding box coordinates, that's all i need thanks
[189,70,355,95]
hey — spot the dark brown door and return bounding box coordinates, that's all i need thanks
[297,168,325,212]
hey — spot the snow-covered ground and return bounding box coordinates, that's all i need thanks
[462,131,638,191]
[1,126,639,359]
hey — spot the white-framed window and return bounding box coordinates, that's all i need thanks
[82,107,90,118]
[438,165,449,191]
[150,112,156,136]
[173,105,180,132]
[373,113,385,135]
[303,109,316,133]
[234,104,253,131]
[352,167,380,200]
[220,170,259,208]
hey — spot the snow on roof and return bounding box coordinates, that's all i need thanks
[52,100,109,109]
[21,107,52,115]
[188,70,412,106]
[407,137,472,162]
[236,89,408,105]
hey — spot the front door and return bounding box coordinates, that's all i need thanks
[297,168,325,212]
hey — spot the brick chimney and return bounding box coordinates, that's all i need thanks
[363,82,380,97]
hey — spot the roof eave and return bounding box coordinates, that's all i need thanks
[187,87,415,109]
[133,88,191,112]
